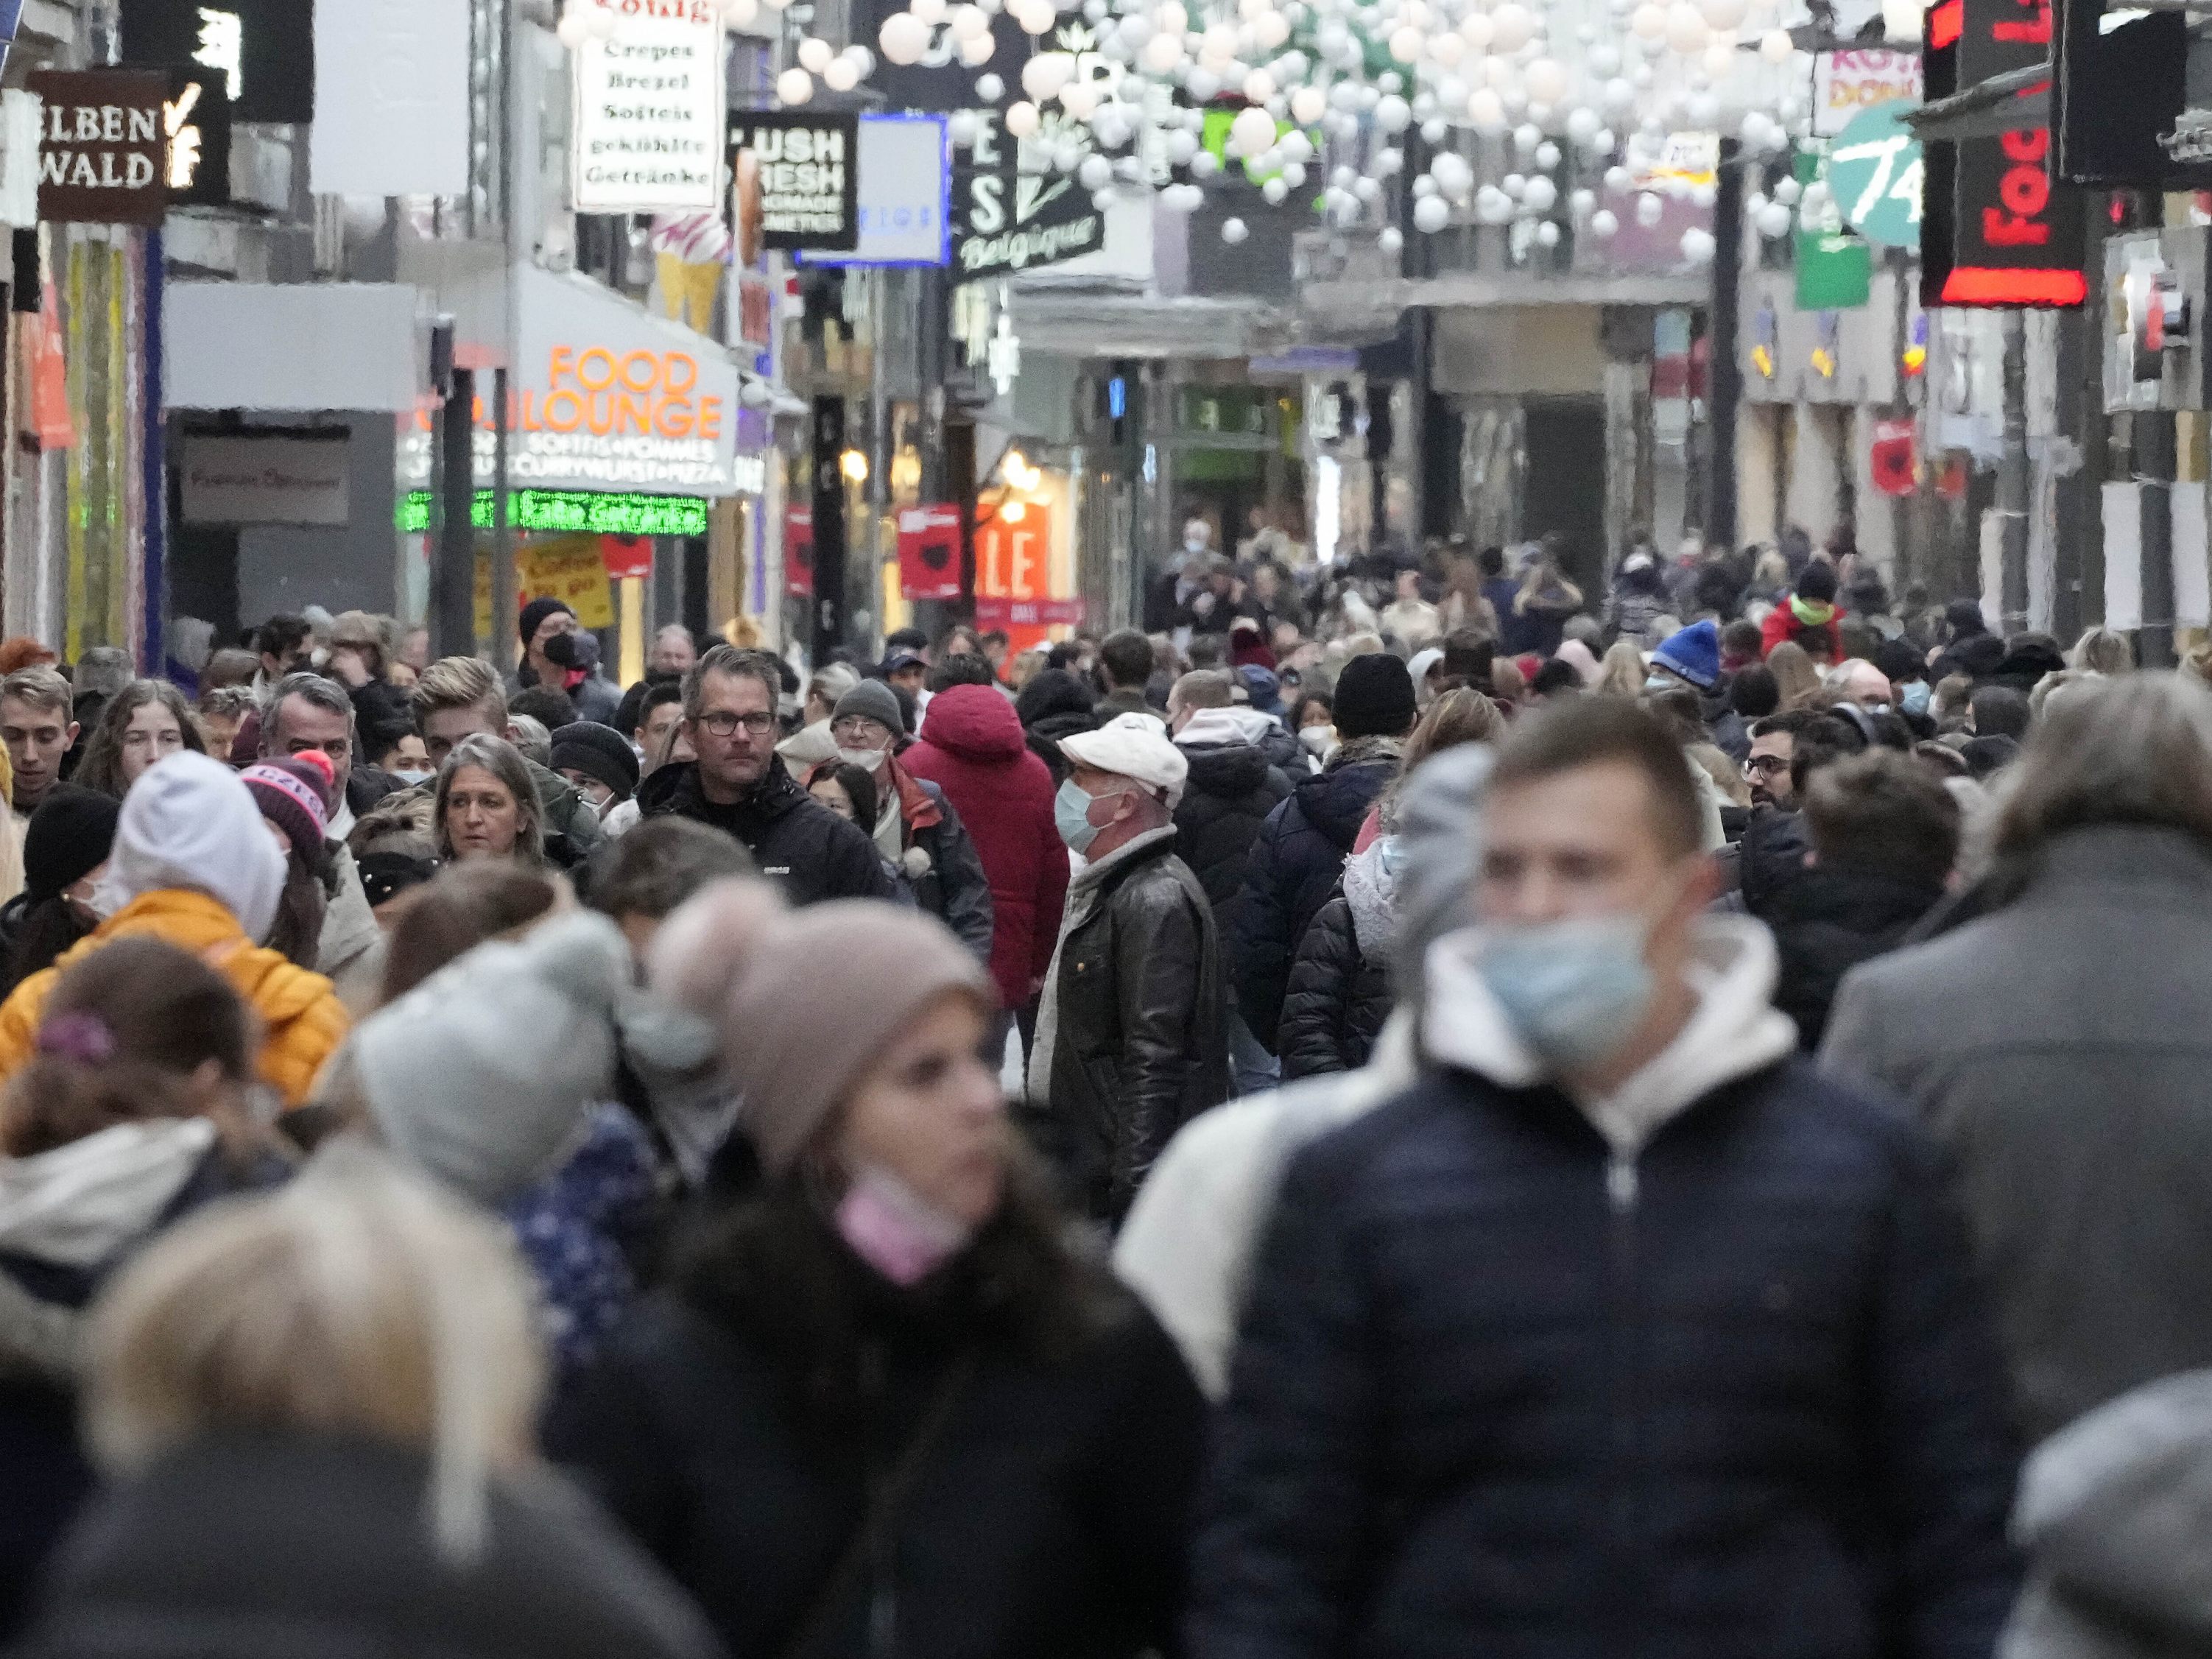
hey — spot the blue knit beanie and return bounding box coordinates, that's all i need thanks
[1653,619,1721,690]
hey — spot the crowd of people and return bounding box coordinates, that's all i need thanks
[0,524,2211,1659]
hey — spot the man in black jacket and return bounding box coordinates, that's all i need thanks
[636,645,897,906]
[1029,714,1226,1225]
[1194,698,2018,1659]
[1231,653,1415,1054]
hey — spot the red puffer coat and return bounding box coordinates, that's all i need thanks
[905,684,1070,1011]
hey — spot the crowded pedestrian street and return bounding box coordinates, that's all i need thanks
[0,0,2210,1655]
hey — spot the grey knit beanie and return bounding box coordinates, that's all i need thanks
[831,678,904,736]
[352,909,630,1205]
[722,901,995,1176]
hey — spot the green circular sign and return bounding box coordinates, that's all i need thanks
[1825,100,1923,250]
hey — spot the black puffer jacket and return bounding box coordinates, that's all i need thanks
[1230,741,1398,1054]
[1761,862,1945,1048]
[1193,1060,2022,1659]
[1278,842,1395,1079]
[1172,735,1292,970]
[552,1199,1207,1659]
[1040,828,1226,1222]
[637,756,898,906]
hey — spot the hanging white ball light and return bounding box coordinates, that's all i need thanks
[1603,163,1632,191]
[585,3,619,34]
[975,71,1004,98]
[1565,105,1602,143]
[823,54,861,88]
[1665,3,1708,51]
[1535,139,1562,169]
[1429,31,1466,67]
[1060,79,1100,116]
[1523,175,1557,211]
[1754,200,1793,236]
[1772,175,1802,205]
[1244,67,1278,100]
[1222,216,1250,243]
[1282,161,1307,186]
[1535,219,1561,245]
[1379,225,1405,253]
[1701,0,1748,27]
[1262,176,1289,202]
[1524,57,1568,105]
[1005,99,1042,135]
[1702,40,1734,76]
[1078,153,1114,189]
[1375,93,1413,132]
[1413,193,1452,232]
[950,3,990,37]
[1758,26,1792,60]
[1389,24,1426,60]
[798,35,834,71]
[1186,66,1221,99]
[1630,2,1668,39]
[1475,184,1513,222]
[1466,87,1507,130]
[1430,149,1473,197]
[1143,29,1184,66]
[1490,2,1535,49]
[948,109,982,145]
[1680,226,1716,263]
[1023,51,1074,97]
[1571,186,1595,214]
[1635,191,1664,225]
[1374,146,1404,175]
[1290,84,1328,123]
[1589,208,1619,237]
[776,66,814,102]
[557,8,590,47]
[1459,10,1494,47]
[1230,102,1278,155]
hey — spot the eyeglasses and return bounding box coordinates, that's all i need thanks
[694,710,775,739]
[831,716,890,743]
[1744,754,1790,776]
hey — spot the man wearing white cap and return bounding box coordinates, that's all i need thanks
[1027,712,1227,1226]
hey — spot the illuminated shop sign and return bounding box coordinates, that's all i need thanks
[395,488,711,537]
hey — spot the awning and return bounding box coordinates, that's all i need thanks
[1903,64,2051,141]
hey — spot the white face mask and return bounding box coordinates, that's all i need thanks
[837,747,887,775]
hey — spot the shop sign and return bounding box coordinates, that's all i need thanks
[1635,130,1720,191]
[572,0,724,214]
[728,111,859,251]
[952,110,1103,283]
[2055,0,2208,187]
[395,489,711,537]
[732,452,767,494]
[1814,49,1923,137]
[1871,418,1919,494]
[1922,0,2085,308]
[800,114,950,267]
[975,507,1075,645]
[180,434,348,525]
[784,504,814,596]
[897,503,963,600]
[119,0,314,124]
[472,535,616,642]
[1176,387,1274,440]
[600,534,655,580]
[1828,100,1923,249]
[162,67,231,208]
[31,71,169,224]
[0,0,24,80]
[850,0,1026,111]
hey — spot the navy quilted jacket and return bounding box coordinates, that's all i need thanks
[1191,1059,2021,1659]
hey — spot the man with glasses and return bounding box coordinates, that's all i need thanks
[1741,709,1822,812]
[637,644,896,904]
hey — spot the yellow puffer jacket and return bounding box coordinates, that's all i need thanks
[0,889,351,1106]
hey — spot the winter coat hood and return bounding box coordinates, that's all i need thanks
[1296,739,1398,850]
[1341,838,1397,960]
[2004,1368,2212,1658]
[1423,913,1797,1154]
[0,891,350,1108]
[0,1118,217,1272]
[920,683,1027,761]
[1179,739,1273,803]
[1015,669,1096,728]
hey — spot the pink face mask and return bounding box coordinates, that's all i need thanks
[834,1167,971,1286]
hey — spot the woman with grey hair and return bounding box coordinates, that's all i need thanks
[1823,672,2212,1446]
[8,1147,719,1659]
[434,734,546,867]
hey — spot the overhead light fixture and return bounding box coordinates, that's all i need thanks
[1004,499,1028,522]
[839,448,870,484]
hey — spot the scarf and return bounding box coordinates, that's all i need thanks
[1790,596,1836,628]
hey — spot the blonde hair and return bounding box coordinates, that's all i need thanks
[2070,627,2133,675]
[82,1146,543,1562]
[1767,640,1824,711]
[409,655,506,730]
[1591,641,1647,700]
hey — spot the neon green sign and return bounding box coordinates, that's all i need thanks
[395,489,711,537]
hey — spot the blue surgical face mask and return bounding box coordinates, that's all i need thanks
[1055,779,1102,855]
[1644,673,1672,694]
[390,768,434,786]
[1476,911,1658,1074]
[1900,680,1931,717]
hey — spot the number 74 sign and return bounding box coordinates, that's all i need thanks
[1826,100,1923,250]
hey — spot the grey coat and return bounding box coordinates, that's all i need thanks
[1822,823,2212,1443]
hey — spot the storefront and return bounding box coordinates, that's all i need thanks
[397,266,759,674]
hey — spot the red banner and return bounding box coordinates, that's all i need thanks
[975,507,1071,652]
[783,505,814,597]
[599,534,654,580]
[974,596,1087,628]
[1870,418,1918,496]
[897,503,963,601]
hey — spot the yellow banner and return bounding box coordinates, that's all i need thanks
[473,534,616,640]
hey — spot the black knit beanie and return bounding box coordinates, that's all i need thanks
[24,783,121,903]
